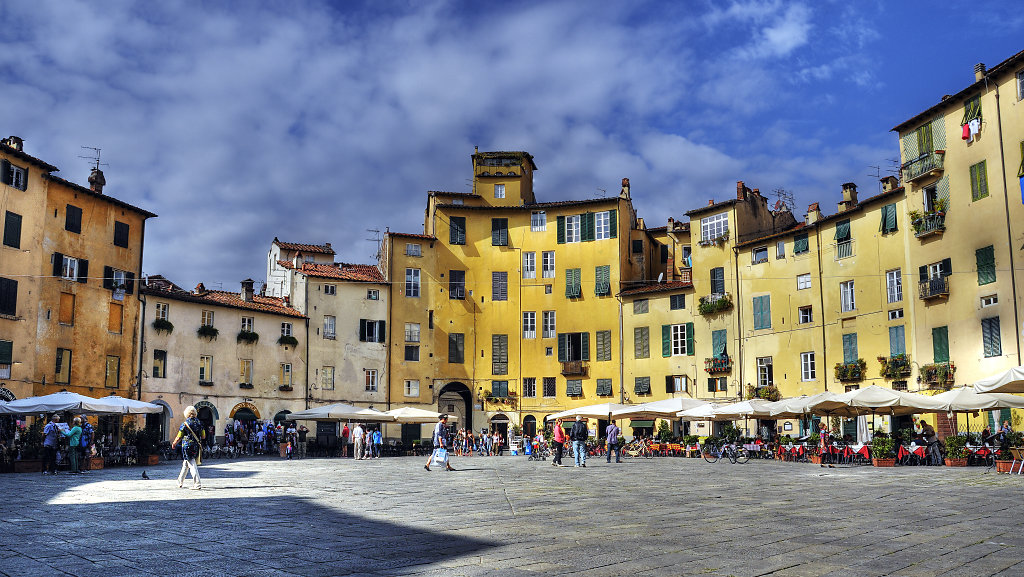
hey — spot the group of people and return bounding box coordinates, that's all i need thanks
[41,413,95,475]
[452,428,504,457]
[342,422,383,459]
[220,419,308,458]
[531,416,624,468]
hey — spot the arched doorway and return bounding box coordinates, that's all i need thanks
[145,400,173,441]
[490,413,509,440]
[230,402,260,422]
[273,410,293,424]
[522,415,537,439]
[438,382,472,434]
[194,400,218,429]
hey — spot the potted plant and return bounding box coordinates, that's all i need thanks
[657,420,672,442]
[278,335,299,347]
[197,324,219,340]
[13,421,45,473]
[944,434,968,467]
[236,330,260,344]
[996,446,1015,473]
[871,435,896,467]
[152,318,174,334]
[279,385,294,392]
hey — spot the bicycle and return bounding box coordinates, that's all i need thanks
[701,441,749,464]
[527,442,550,461]
[622,439,654,459]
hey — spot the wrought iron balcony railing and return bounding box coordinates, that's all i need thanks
[704,356,733,374]
[919,276,949,300]
[902,150,945,183]
[561,360,588,376]
[912,213,945,238]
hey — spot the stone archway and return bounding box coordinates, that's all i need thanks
[193,400,219,433]
[522,415,537,439]
[146,399,173,441]
[229,401,260,421]
[437,382,472,433]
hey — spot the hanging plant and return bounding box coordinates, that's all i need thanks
[152,318,174,334]
[278,335,299,347]
[236,330,260,345]
[197,324,219,340]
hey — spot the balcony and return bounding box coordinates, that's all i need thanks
[878,354,912,379]
[901,150,944,183]
[922,362,956,390]
[834,240,854,260]
[678,268,692,284]
[561,360,588,376]
[912,213,945,238]
[834,359,866,382]
[698,293,732,316]
[704,356,733,374]
[919,277,949,300]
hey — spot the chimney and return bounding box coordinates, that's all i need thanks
[195,283,207,295]
[736,181,747,200]
[619,177,631,200]
[2,136,24,152]
[241,278,255,302]
[880,175,899,192]
[805,203,822,225]
[88,167,106,194]
[975,62,986,82]
[666,256,675,282]
[708,199,714,206]
[838,182,858,212]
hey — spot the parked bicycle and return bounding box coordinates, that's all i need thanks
[701,440,749,464]
[621,439,654,459]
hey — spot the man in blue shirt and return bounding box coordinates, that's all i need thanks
[425,414,455,471]
[372,428,383,458]
[606,420,622,463]
[42,414,62,475]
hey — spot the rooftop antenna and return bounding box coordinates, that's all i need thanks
[596,187,607,198]
[78,146,108,170]
[771,188,795,213]
[868,165,882,193]
[366,228,381,261]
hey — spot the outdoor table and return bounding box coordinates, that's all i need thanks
[850,444,870,459]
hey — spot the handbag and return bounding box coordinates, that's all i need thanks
[433,448,449,465]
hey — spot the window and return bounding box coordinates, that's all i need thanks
[933,326,949,363]
[634,376,651,395]
[155,302,168,320]
[102,355,119,388]
[543,377,556,397]
[660,244,669,264]
[565,268,581,298]
[279,363,292,387]
[756,357,773,387]
[241,316,254,332]
[523,312,536,339]
[596,378,613,396]
[710,267,725,295]
[491,218,508,246]
[1018,69,1024,101]
[359,319,385,343]
[564,379,582,396]
[523,377,536,397]
[923,184,939,212]
[239,359,252,384]
[841,333,858,364]
[634,326,650,359]
[669,324,691,356]
[492,334,508,375]
[449,216,466,245]
[448,333,465,363]
[523,252,536,279]
[670,294,685,310]
[542,251,555,278]
[56,348,72,384]
[315,365,333,390]
[367,289,379,300]
[712,329,727,357]
[323,315,336,339]
[3,211,21,248]
[595,211,611,240]
[981,295,998,308]
[65,204,82,234]
[700,213,728,242]
[835,219,852,259]
[405,268,420,297]
[776,241,785,259]
[153,350,166,379]
[982,317,1002,358]
[542,311,556,338]
[800,352,816,381]
[105,268,128,291]
[428,310,433,329]
[406,243,421,257]
[405,345,419,362]
[886,269,903,303]
[281,322,293,337]
[798,306,812,324]
[631,240,643,254]
[667,375,687,394]
[199,356,212,383]
[494,183,505,199]
[0,340,10,379]
[405,323,420,342]
[793,233,809,254]
[58,292,75,325]
[324,283,337,295]
[404,379,419,397]
[976,246,996,285]
[60,255,80,280]
[707,378,727,392]
[752,246,768,264]
[879,203,898,234]
[2,162,27,190]
[545,285,552,294]
[364,369,377,392]
[201,310,214,326]
[889,325,906,356]
[557,332,590,362]
[303,254,314,263]
[449,270,466,300]
[108,302,123,334]
[565,215,581,243]
[531,211,546,231]
[796,273,811,291]
[840,281,855,312]
[491,380,509,398]
[594,265,610,296]
[970,160,989,201]
[0,276,17,317]
[752,295,771,329]
[113,221,130,248]
[492,271,508,301]
[633,299,649,314]
[963,94,982,125]
[889,309,904,320]
[596,330,612,362]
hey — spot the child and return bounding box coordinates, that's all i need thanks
[286,441,293,460]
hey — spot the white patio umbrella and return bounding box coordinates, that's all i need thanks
[931,387,1024,412]
[98,395,164,414]
[287,402,395,422]
[549,403,630,420]
[972,366,1024,394]
[677,403,724,421]
[610,397,709,419]
[383,407,458,424]
[805,385,946,417]
[711,399,776,420]
[0,391,137,415]
[767,392,842,419]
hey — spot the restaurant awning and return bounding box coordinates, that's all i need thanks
[629,420,654,428]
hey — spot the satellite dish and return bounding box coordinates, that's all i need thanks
[657,272,664,283]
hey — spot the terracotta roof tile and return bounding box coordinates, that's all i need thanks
[388,231,437,240]
[272,237,335,255]
[0,141,59,172]
[428,191,481,197]
[298,262,385,283]
[42,174,157,218]
[141,279,305,318]
[618,280,693,297]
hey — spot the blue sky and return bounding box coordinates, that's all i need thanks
[1,1,1021,290]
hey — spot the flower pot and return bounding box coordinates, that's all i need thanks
[808,455,821,465]
[86,456,104,470]
[944,458,967,467]
[996,461,1015,473]
[872,458,896,467]
[14,459,43,474]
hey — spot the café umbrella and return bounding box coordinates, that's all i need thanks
[287,402,395,422]
[0,391,150,415]
[972,366,1024,394]
[677,403,724,421]
[710,399,776,420]
[383,407,458,424]
[766,392,842,419]
[931,387,1024,413]
[97,395,164,414]
[549,403,631,420]
[805,385,947,417]
[610,397,709,420]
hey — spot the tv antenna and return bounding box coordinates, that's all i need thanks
[79,146,108,170]
[366,228,382,261]
[868,165,882,192]
[596,187,607,198]
[771,188,795,213]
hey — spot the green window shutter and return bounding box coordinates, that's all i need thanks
[581,212,595,242]
[919,265,928,283]
[708,378,716,393]
[685,322,695,356]
[932,326,949,363]
[595,265,610,296]
[962,96,982,124]
[712,329,726,357]
[634,327,649,359]
[941,258,952,277]
[557,334,567,362]
[762,296,770,329]
[834,220,850,241]
[982,318,1002,358]
[971,161,989,201]
[449,216,466,245]
[976,246,996,285]
[842,333,857,364]
[566,269,581,298]
[596,379,612,396]
[661,325,671,358]
[491,218,508,246]
[556,215,565,244]
[608,209,617,238]
[580,332,590,361]
[1018,141,1024,178]
[0,339,12,365]
[889,326,905,356]
[634,377,651,395]
[917,123,933,153]
[879,204,897,234]
[752,296,762,329]
[794,233,808,254]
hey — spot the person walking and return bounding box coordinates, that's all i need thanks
[484,429,493,456]
[171,405,206,489]
[606,419,622,464]
[42,414,62,475]
[352,423,365,460]
[341,423,350,457]
[297,425,308,459]
[569,415,588,468]
[551,418,566,466]
[62,417,84,474]
[372,427,383,458]
[425,414,455,471]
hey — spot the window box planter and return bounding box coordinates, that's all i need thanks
[237,330,260,345]
[808,454,821,465]
[922,362,955,389]
[560,361,588,376]
[152,318,174,334]
[199,381,214,387]
[197,324,219,340]
[834,359,867,382]
[239,383,254,389]
[878,354,912,379]
[705,356,733,374]
[746,384,781,402]
[278,335,299,347]
[996,460,1016,473]
[279,385,294,392]
[871,437,893,466]
[697,232,729,247]
[698,293,732,316]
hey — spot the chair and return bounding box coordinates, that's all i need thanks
[1009,447,1024,475]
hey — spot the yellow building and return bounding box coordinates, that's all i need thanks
[0,136,154,414]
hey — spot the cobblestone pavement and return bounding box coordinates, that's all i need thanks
[2,455,1024,577]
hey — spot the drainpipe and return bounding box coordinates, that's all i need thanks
[615,294,625,403]
[993,83,1023,364]
[815,226,828,391]
[732,245,743,401]
[135,219,147,401]
[304,276,310,410]
[385,242,393,412]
